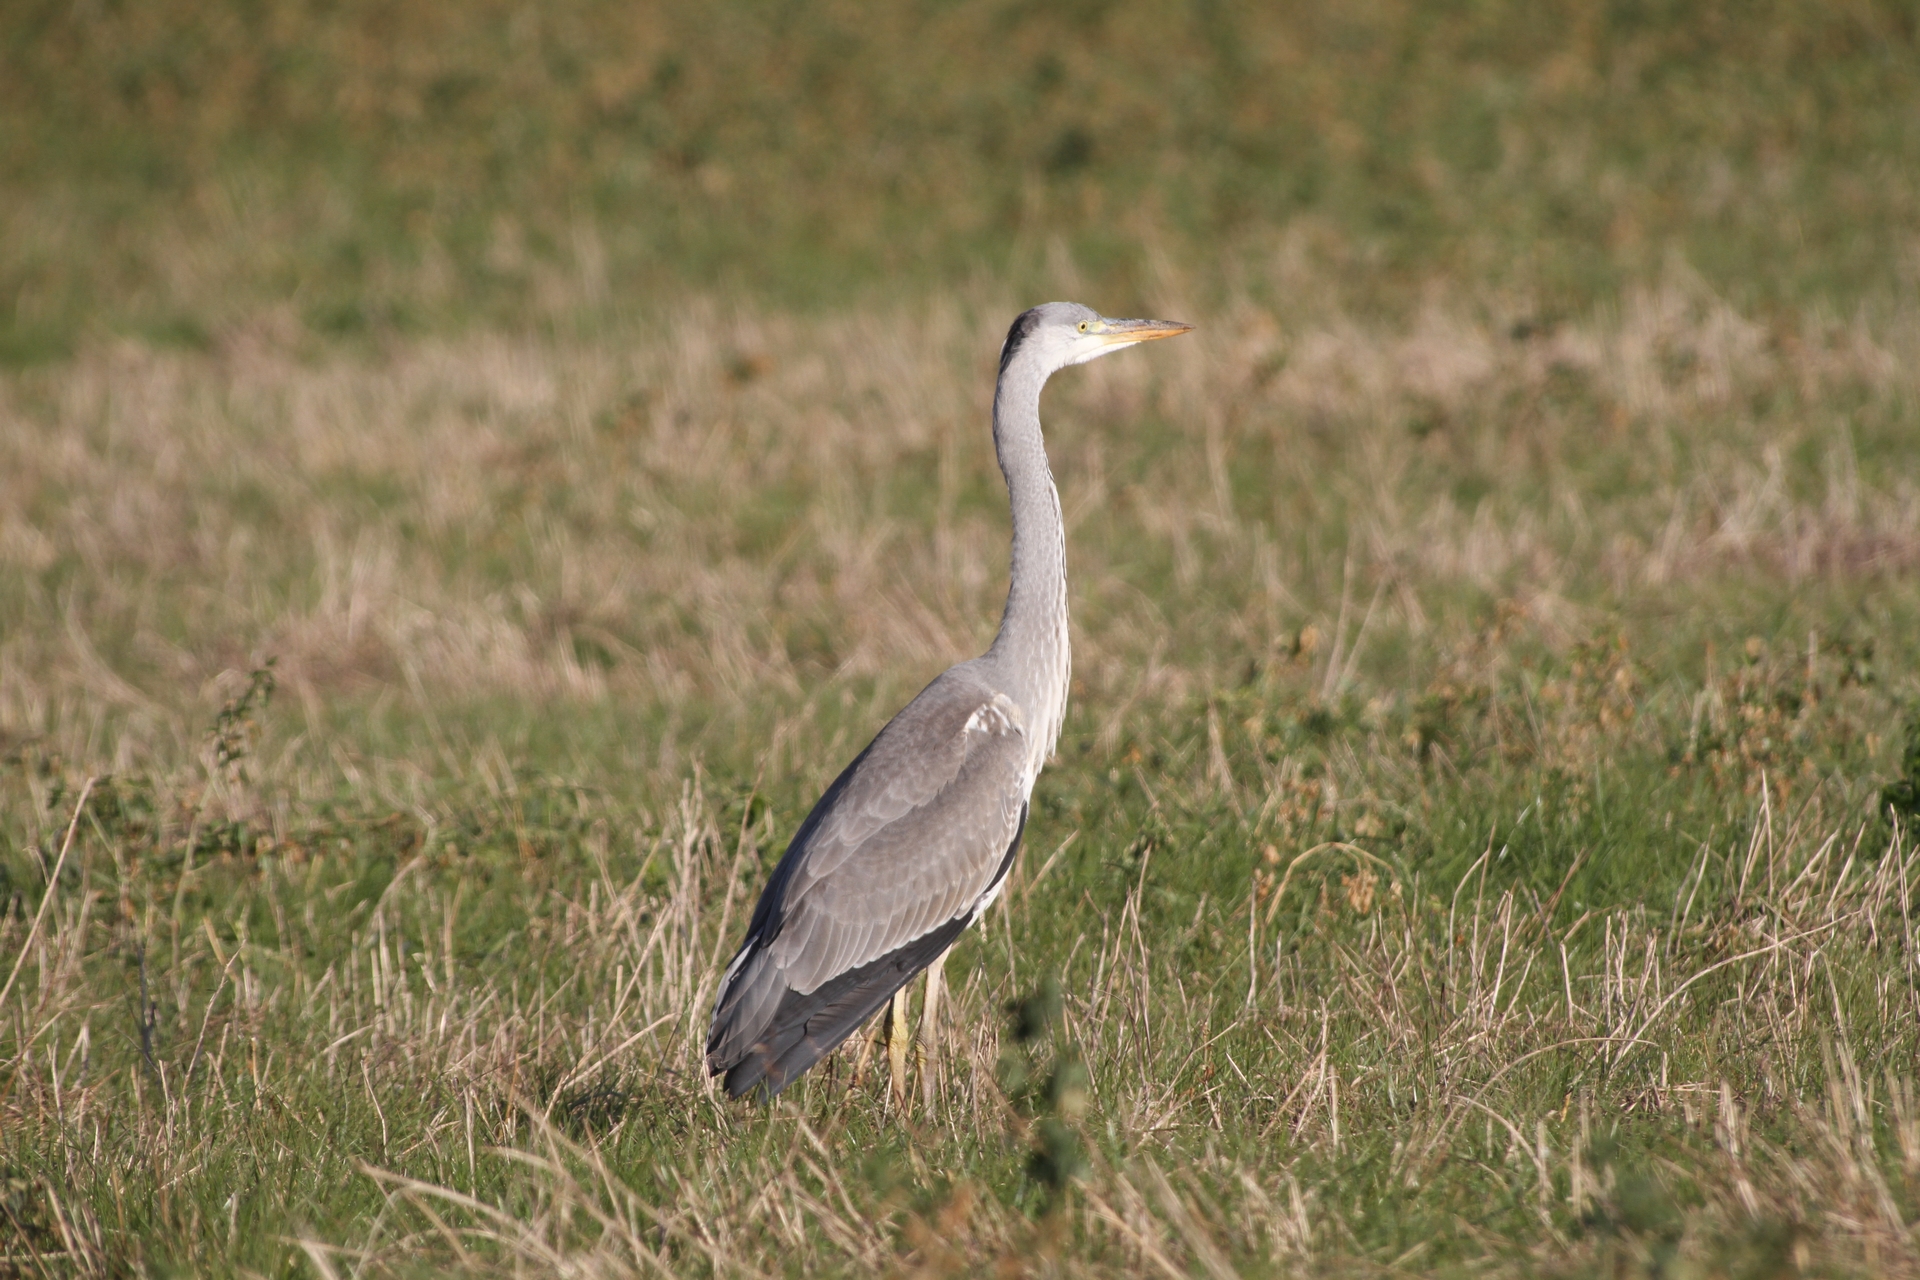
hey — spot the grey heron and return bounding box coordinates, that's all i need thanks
[706,302,1191,1099]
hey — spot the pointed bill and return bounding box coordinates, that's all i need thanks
[1094,317,1194,347]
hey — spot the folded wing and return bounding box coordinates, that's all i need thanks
[706,670,1030,1097]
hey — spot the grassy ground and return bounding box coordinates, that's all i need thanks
[6,0,1920,356]
[6,2,1920,1277]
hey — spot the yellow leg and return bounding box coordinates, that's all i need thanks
[887,987,911,1108]
[919,947,949,1111]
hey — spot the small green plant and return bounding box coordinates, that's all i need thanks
[207,659,276,777]
[1882,713,1920,827]
[999,976,1089,1198]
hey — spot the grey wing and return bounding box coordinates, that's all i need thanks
[706,675,1030,1098]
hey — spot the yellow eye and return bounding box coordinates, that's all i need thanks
[1077,321,1089,333]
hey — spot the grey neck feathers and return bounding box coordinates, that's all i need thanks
[985,349,1071,767]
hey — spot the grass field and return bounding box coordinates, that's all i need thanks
[6,2,1920,1276]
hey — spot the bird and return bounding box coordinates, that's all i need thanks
[706,302,1192,1099]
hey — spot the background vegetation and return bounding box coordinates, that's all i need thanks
[4,0,1920,1275]
[5,0,1919,357]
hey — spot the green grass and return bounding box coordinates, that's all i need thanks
[4,1,1920,360]
[6,1,1920,1274]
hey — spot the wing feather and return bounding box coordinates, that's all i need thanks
[706,668,1032,1089]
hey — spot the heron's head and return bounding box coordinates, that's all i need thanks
[999,302,1192,379]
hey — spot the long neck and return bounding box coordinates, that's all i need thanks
[986,354,1070,763]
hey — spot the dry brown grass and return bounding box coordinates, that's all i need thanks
[3,261,1916,766]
